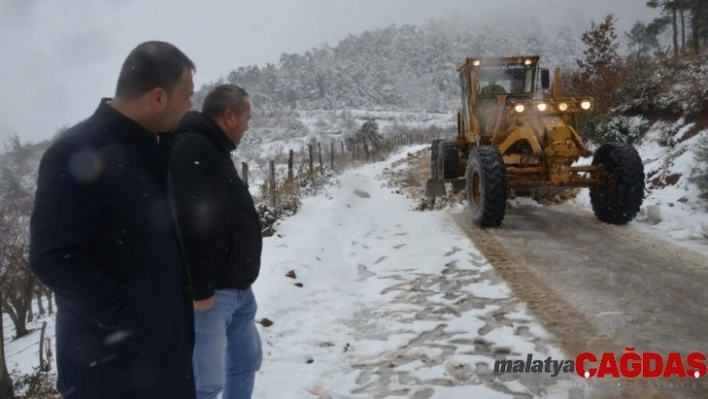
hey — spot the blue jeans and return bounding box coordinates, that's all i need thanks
[192,287,262,399]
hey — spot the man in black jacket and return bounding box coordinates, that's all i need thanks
[29,41,197,399]
[169,84,262,399]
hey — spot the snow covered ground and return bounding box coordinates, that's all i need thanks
[3,310,54,376]
[4,119,707,397]
[5,145,579,399]
[251,145,577,398]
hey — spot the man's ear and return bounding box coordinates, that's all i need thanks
[148,87,168,111]
[224,109,237,127]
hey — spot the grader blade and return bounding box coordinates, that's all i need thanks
[425,178,447,198]
[425,178,466,198]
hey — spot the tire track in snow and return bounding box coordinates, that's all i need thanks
[328,158,579,399]
[342,239,575,399]
[400,148,701,399]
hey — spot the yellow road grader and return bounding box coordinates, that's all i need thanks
[428,56,645,228]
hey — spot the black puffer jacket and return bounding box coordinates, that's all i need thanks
[169,111,262,300]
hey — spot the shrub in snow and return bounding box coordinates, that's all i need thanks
[619,54,708,121]
[689,135,708,194]
[582,115,650,145]
[11,366,58,399]
[654,122,683,148]
[255,176,303,237]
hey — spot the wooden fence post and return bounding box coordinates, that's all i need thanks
[308,144,314,175]
[269,160,276,208]
[288,149,294,182]
[241,162,249,187]
[39,321,46,369]
[318,142,323,175]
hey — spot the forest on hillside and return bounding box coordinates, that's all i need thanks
[192,18,586,113]
[192,0,707,116]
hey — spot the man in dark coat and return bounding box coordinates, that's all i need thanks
[169,84,263,399]
[29,41,198,399]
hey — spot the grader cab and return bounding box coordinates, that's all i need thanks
[428,56,645,228]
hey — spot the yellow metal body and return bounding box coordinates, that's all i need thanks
[454,55,602,189]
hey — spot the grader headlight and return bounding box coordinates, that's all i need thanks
[580,100,592,110]
[514,104,525,113]
[558,103,568,111]
[536,103,548,112]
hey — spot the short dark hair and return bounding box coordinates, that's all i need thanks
[202,84,249,118]
[114,41,196,100]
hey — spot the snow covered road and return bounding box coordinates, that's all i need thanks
[253,147,577,398]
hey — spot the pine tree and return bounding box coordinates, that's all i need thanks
[647,0,682,57]
[686,0,707,53]
[690,135,708,192]
[625,20,665,63]
[574,14,625,112]
[646,0,707,56]
[576,15,623,80]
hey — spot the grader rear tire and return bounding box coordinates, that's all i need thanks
[466,146,507,227]
[438,140,460,179]
[430,139,443,179]
[590,142,645,224]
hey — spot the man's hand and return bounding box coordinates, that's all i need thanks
[193,296,215,311]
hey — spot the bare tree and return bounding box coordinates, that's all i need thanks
[0,291,16,399]
[35,287,45,317]
[0,143,38,340]
[0,201,36,339]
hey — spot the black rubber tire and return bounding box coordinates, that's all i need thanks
[438,140,460,179]
[466,146,507,227]
[589,142,645,224]
[430,139,443,179]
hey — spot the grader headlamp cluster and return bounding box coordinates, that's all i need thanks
[511,98,594,114]
[461,56,539,69]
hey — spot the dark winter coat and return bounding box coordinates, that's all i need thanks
[28,98,196,399]
[168,111,262,301]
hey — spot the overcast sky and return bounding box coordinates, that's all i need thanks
[0,0,658,144]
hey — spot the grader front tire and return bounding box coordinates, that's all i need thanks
[466,146,507,227]
[590,143,645,225]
